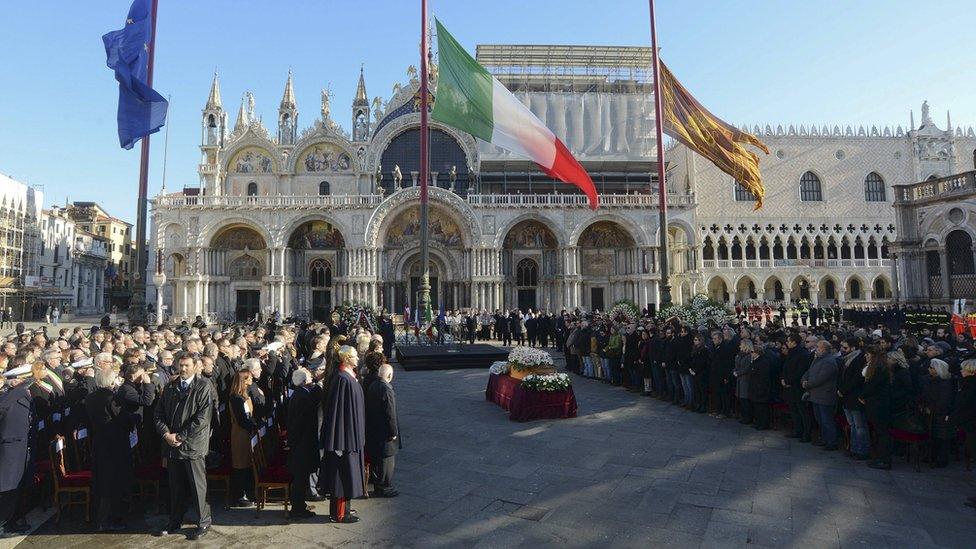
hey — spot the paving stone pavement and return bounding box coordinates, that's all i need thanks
[15,351,976,548]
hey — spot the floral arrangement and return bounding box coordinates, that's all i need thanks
[336,302,378,331]
[508,346,554,372]
[659,294,733,327]
[609,300,639,324]
[489,361,510,375]
[521,372,572,392]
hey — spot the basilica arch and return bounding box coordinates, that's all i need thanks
[502,219,559,312]
[375,197,471,312]
[207,224,268,321]
[576,220,640,311]
[286,218,346,320]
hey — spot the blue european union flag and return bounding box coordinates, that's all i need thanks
[102,0,168,150]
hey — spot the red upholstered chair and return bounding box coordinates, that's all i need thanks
[835,414,851,452]
[50,435,91,523]
[206,453,233,509]
[889,428,929,472]
[957,429,972,471]
[770,402,790,430]
[251,433,290,517]
[71,427,92,471]
[133,432,166,509]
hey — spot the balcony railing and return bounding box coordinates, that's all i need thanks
[156,192,696,210]
[466,193,695,208]
[702,258,891,269]
[198,164,218,175]
[156,195,384,208]
[895,171,976,204]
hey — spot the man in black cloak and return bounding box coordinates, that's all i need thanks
[320,345,366,524]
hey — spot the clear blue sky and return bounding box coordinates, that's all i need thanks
[1,0,973,223]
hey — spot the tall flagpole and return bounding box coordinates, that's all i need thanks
[418,0,433,330]
[128,0,159,325]
[649,0,672,307]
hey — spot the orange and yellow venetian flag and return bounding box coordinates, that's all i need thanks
[659,62,769,208]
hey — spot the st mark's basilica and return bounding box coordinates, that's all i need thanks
[149,44,976,322]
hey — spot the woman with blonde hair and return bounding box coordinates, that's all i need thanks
[228,369,257,507]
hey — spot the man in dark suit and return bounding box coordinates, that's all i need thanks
[365,364,400,497]
[781,333,813,442]
[465,313,477,345]
[0,375,33,538]
[153,354,215,540]
[287,368,322,519]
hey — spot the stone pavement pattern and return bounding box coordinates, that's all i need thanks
[16,355,976,548]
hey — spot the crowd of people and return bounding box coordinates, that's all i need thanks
[554,305,975,478]
[0,313,400,539]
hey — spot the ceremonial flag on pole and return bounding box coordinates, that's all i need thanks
[431,19,599,209]
[658,62,768,208]
[102,0,168,149]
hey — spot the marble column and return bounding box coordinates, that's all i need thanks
[940,248,950,298]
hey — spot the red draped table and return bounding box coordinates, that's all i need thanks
[485,373,578,422]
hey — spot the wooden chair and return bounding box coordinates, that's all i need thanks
[889,428,930,472]
[49,435,91,523]
[770,402,790,430]
[132,433,166,509]
[206,454,233,510]
[71,427,92,471]
[251,433,290,517]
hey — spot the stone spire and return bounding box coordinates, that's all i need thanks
[354,64,368,106]
[280,69,297,111]
[234,94,248,131]
[205,71,222,110]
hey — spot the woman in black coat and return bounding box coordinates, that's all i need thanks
[747,348,772,430]
[860,346,892,470]
[85,369,136,531]
[687,335,710,413]
[922,359,955,467]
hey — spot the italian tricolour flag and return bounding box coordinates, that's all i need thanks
[432,19,599,209]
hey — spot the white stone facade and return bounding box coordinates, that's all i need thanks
[671,101,976,306]
[37,208,76,310]
[893,171,976,305]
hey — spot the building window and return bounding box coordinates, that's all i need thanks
[516,258,539,287]
[319,181,331,196]
[849,279,862,300]
[246,182,258,196]
[799,171,823,201]
[864,172,886,202]
[733,181,752,202]
[309,259,332,287]
[947,230,975,275]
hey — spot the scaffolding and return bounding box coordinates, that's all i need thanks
[475,44,654,93]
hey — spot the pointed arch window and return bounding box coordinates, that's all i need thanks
[309,259,333,287]
[799,171,823,202]
[864,172,886,202]
[516,258,539,287]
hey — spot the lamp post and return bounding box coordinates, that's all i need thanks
[152,250,166,327]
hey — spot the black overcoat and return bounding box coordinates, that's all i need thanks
[0,385,33,492]
[320,370,366,499]
[86,387,135,496]
[365,380,401,459]
[287,384,322,474]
